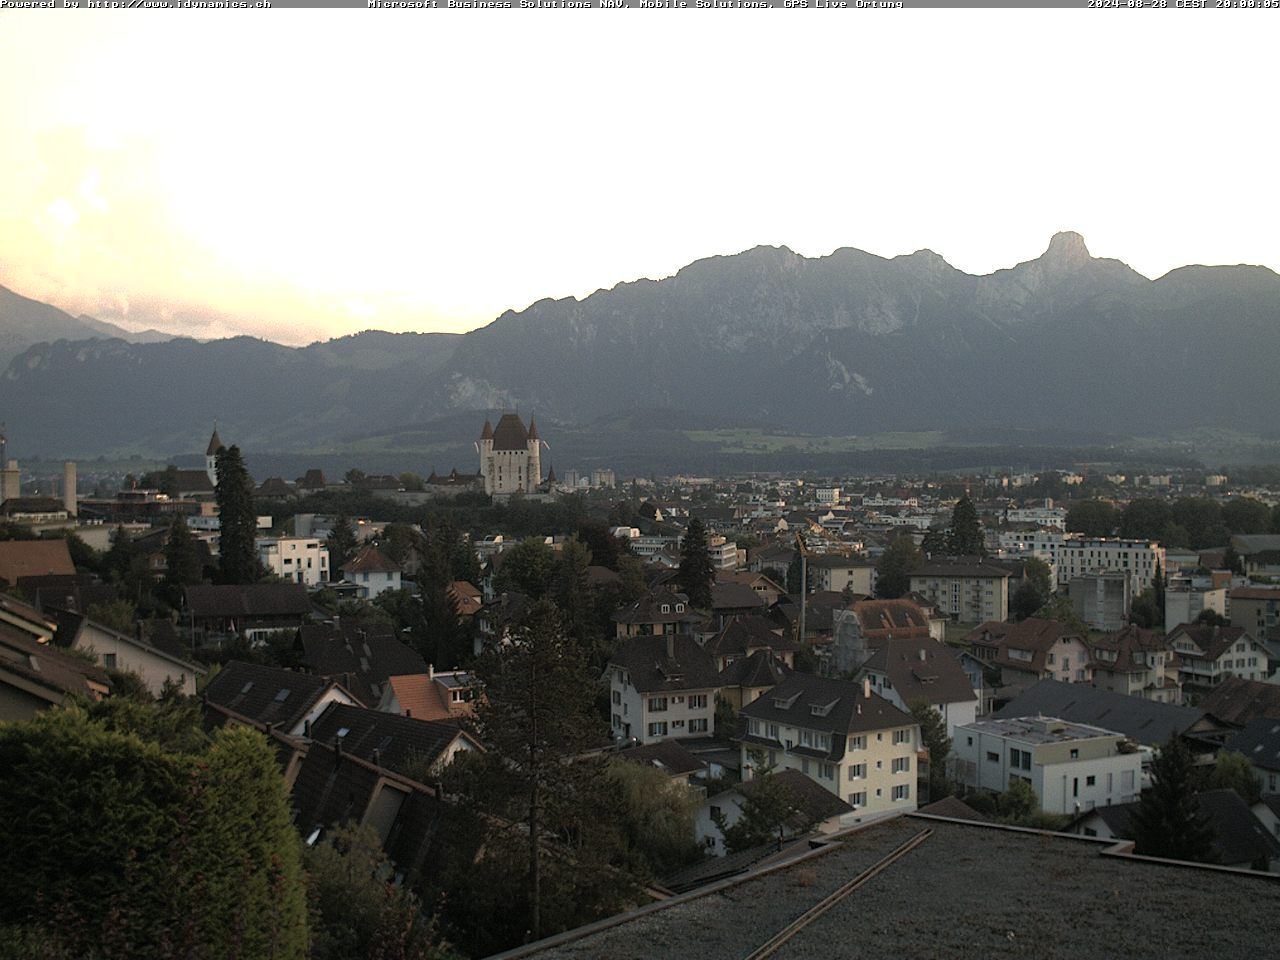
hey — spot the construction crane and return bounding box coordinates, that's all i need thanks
[794,530,812,645]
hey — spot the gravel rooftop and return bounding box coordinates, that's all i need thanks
[502,814,1280,960]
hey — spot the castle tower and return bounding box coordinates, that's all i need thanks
[206,425,225,486]
[526,417,542,493]
[478,418,494,494]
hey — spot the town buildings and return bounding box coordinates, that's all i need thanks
[909,558,1010,623]
[608,634,719,744]
[257,536,330,586]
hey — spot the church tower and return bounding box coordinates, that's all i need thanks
[205,425,224,486]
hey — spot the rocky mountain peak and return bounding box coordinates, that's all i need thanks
[1041,231,1092,270]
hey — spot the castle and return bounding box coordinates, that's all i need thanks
[478,413,542,496]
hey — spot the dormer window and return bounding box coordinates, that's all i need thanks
[675,603,685,613]
[773,692,801,710]
[661,604,670,614]
[810,698,840,717]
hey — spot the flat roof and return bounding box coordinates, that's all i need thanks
[501,816,1280,960]
[962,716,1124,745]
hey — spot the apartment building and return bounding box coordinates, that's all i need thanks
[997,532,1165,592]
[608,634,719,744]
[1167,624,1270,693]
[807,554,876,596]
[1086,625,1181,704]
[739,674,920,818]
[256,536,329,586]
[1229,587,1280,644]
[953,716,1142,814]
[909,558,1010,624]
[1069,570,1133,632]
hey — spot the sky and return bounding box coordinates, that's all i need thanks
[1,12,1276,346]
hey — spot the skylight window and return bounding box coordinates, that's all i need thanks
[240,681,254,694]
[274,688,291,702]
[337,727,350,738]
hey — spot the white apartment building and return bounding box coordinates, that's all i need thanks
[808,554,877,595]
[953,716,1142,815]
[815,487,842,505]
[997,531,1165,591]
[708,535,741,570]
[608,634,719,744]
[1165,576,1228,630]
[739,675,920,819]
[1005,504,1067,529]
[257,536,329,586]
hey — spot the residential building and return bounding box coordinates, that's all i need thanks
[1231,535,1280,579]
[1004,503,1067,529]
[377,668,481,723]
[608,634,719,744]
[611,587,701,638]
[0,539,76,589]
[1224,718,1280,796]
[1069,570,1132,632]
[1229,586,1280,644]
[478,413,542,496]
[613,740,708,788]
[702,616,795,674]
[718,648,790,716]
[257,536,330,586]
[696,769,855,856]
[54,610,201,697]
[1087,625,1181,704]
[308,702,482,780]
[966,618,1092,701]
[1165,575,1228,632]
[0,621,110,721]
[1167,623,1269,692]
[860,638,978,736]
[201,660,361,736]
[296,620,427,706]
[184,583,313,641]
[807,554,876,595]
[1199,676,1280,727]
[909,557,1010,623]
[1068,789,1280,872]
[995,531,1165,591]
[953,716,1142,814]
[739,674,920,817]
[340,543,402,599]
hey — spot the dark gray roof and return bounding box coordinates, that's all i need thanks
[1075,789,1280,867]
[613,739,707,778]
[1225,718,1280,774]
[491,412,531,451]
[185,583,312,619]
[738,768,853,826]
[297,621,426,706]
[911,556,1011,579]
[739,674,915,759]
[916,796,992,822]
[308,702,473,779]
[709,581,766,612]
[994,679,1203,746]
[501,815,1280,960]
[862,639,977,708]
[704,616,793,661]
[202,660,336,729]
[719,648,790,690]
[1198,677,1280,727]
[610,635,719,694]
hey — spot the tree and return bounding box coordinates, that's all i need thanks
[1065,500,1118,538]
[875,535,921,599]
[469,600,611,942]
[1131,735,1217,863]
[1171,498,1226,550]
[1130,587,1163,630]
[87,599,137,635]
[550,537,599,663]
[712,752,806,854]
[996,778,1038,822]
[909,701,952,802]
[326,513,358,581]
[492,537,556,600]
[785,549,805,595]
[1201,750,1261,805]
[943,495,985,557]
[604,759,703,878]
[1032,594,1090,638]
[163,514,202,603]
[1222,498,1271,536]
[1011,558,1053,621]
[215,445,260,584]
[0,707,307,959]
[677,517,714,609]
[306,824,451,960]
[1119,499,1171,541]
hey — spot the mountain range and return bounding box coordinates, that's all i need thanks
[2,232,1279,472]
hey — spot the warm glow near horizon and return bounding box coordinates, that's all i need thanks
[1,12,1276,346]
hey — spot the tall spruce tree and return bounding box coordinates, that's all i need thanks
[470,600,611,942]
[944,495,985,556]
[163,514,203,605]
[326,513,357,581]
[215,445,259,584]
[1131,735,1217,863]
[875,535,921,599]
[677,516,714,609]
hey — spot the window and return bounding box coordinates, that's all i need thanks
[649,697,668,712]
[767,723,779,740]
[847,763,866,781]
[689,718,708,734]
[892,784,911,801]
[1086,775,1096,787]
[274,688,291,703]
[848,735,865,751]
[892,757,911,774]
[688,694,707,710]
[612,690,621,704]
[1069,748,1079,759]
[893,729,912,746]
[647,722,667,737]
[800,729,813,747]
[1121,770,1135,791]
[966,736,973,746]
[987,751,1000,763]
[819,762,835,780]
[848,792,866,808]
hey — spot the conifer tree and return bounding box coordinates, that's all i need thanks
[215,445,259,584]
[326,512,357,581]
[944,495,985,556]
[677,516,714,609]
[1131,735,1217,863]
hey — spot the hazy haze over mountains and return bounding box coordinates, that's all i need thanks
[2,233,1278,465]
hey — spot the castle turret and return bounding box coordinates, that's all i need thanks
[526,417,542,493]
[478,419,495,493]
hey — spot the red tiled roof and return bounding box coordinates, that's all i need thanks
[0,540,76,586]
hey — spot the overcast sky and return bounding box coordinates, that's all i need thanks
[1,12,1275,345]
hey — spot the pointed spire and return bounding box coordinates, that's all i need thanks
[206,423,224,456]
[527,416,540,442]
[546,462,557,483]
[480,418,494,441]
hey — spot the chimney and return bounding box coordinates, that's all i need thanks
[372,748,382,768]
[666,635,676,660]
[919,648,927,662]
[863,677,872,699]
[63,461,77,516]
[303,719,312,739]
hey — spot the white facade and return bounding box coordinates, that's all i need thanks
[257,537,329,586]
[1165,578,1227,630]
[997,532,1165,591]
[863,671,978,738]
[954,717,1142,815]
[608,669,715,744]
[1005,505,1067,529]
